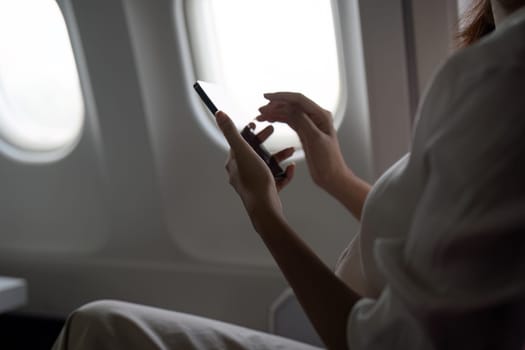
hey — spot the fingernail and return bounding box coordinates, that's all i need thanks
[215,111,227,123]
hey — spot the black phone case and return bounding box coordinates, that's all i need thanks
[240,127,286,180]
[193,82,286,180]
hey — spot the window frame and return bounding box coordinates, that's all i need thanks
[182,0,349,159]
[0,0,86,163]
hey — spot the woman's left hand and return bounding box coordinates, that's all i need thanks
[215,111,295,215]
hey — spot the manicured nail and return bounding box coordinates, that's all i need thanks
[215,111,227,123]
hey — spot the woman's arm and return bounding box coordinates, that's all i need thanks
[327,168,371,221]
[250,205,360,350]
[258,93,371,221]
[215,111,360,350]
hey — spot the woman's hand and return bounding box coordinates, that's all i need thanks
[257,92,353,196]
[215,111,295,215]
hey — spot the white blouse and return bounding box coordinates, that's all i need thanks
[336,6,525,350]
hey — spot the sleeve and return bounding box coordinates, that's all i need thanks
[346,66,525,350]
[335,234,369,297]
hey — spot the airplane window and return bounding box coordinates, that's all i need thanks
[185,0,342,154]
[0,0,84,156]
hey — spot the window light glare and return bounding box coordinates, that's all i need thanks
[190,0,341,153]
[0,0,83,153]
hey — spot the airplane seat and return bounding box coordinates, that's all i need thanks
[269,288,324,347]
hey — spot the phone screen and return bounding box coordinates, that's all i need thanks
[193,81,286,180]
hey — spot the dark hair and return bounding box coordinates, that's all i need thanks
[457,0,525,48]
[456,0,495,48]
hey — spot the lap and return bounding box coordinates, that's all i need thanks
[53,300,323,350]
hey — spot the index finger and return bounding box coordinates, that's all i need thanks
[263,92,333,133]
[215,111,245,149]
[263,92,327,116]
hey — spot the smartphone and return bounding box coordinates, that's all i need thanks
[193,81,286,180]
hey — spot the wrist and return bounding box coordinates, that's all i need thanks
[246,199,286,234]
[327,169,371,220]
[323,166,355,196]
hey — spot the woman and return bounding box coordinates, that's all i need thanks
[53,0,525,349]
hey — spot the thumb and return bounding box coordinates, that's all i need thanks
[215,111,244,148]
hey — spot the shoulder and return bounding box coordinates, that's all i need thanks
[413,27,525,142]
[436,34,524,107]
[447,9,525,79]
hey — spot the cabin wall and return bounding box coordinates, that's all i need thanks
[0,0,457,331]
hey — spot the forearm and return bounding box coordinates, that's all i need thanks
[325,168,371,221]
[249,205,360,350]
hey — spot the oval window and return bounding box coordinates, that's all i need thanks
[0,0,84,155]
[185,0,343,153]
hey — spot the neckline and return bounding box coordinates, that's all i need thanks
[495,5,525,32]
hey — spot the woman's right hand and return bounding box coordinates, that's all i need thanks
[257,92,353,196]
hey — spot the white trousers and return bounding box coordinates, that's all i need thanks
[52,300,324,350]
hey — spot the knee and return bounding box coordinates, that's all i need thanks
[62,300,134,348]
[74,299,132,322]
